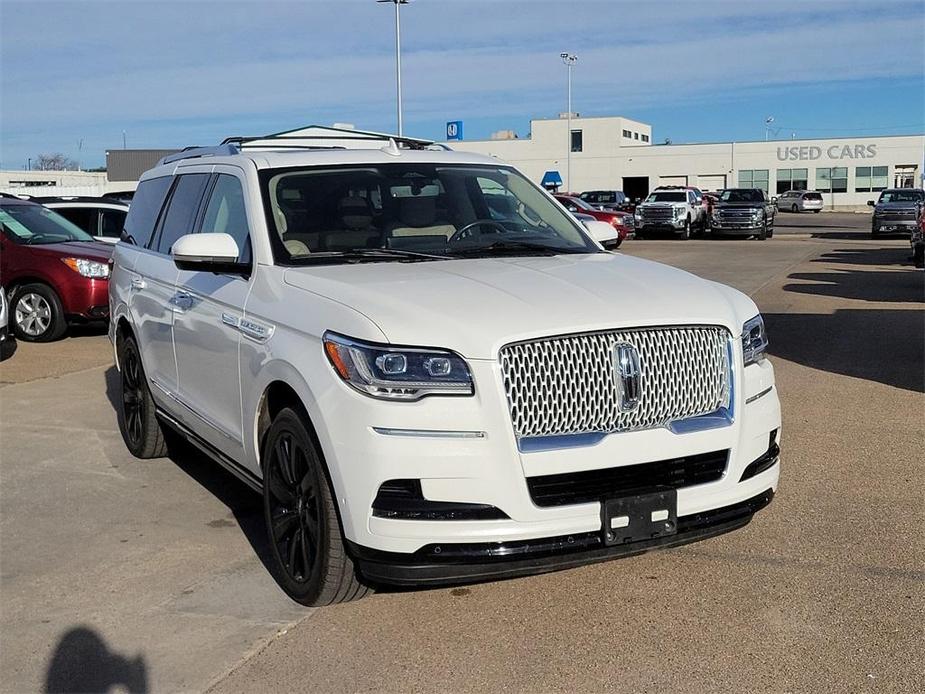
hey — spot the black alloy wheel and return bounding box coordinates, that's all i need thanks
[117,335,169,458]
[262,407,369,606]
[791,203,799,213]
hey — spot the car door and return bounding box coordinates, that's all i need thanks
[131,172,211,405]
[172,168,254,458]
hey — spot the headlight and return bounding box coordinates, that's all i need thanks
[62,257,109,278]
[610,217,625,227]
[673,207,685,218]
[741,315,768,366]
[323,332,473,401]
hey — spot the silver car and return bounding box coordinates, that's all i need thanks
[778,190,823,213]
[0,286,16,360]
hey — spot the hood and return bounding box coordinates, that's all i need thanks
[876,201,921,210]
[28,241,113,262]
[715,201,763,209]
[640,201,685,208]
[284,254,753,359]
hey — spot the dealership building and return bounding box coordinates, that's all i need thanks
[445,115,925,211]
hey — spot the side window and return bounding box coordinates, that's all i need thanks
[123,176,171,246]
[100,208,127,239]
[54,208,97,235]
[200,174,252,265]
[153,173,210,254]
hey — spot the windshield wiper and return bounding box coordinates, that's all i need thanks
[292,248,449,264]
[447,240,585,257]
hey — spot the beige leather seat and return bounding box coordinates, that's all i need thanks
[324,196,380,251]
[388,196,456,239]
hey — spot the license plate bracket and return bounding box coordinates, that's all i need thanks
[601,488,678,546]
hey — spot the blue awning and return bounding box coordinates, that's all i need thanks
[540,170,563,187]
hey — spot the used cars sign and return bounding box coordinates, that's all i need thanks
[777,144,878,161]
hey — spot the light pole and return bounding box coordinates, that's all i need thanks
[560,52,578,191]
[378,0,409,136]
[764,116,774,141]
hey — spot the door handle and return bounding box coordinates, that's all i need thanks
[131,277,145,290]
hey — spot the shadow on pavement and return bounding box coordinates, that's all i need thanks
[45,626,147,693]
[810,247,912,267]
[765,309,925,393]
[784,264,924,304]
[103,367,275,578]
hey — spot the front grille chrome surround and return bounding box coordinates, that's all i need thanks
[500,326,732,439]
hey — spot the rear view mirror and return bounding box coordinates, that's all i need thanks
[172,233,246,275]
[867,200,875,207]
[582,219,619,248]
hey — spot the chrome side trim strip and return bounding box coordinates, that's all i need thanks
[149,377,242,445]
[372,427,486,439]
[519,432,607,453]
[746,386,773,405]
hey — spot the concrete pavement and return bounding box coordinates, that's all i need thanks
[1,214,922,693]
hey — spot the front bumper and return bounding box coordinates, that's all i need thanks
[59,275,110,322]
[874,220,917,233]
[711,220,762,233]
[351,488,774,586]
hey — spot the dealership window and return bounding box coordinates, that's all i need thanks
[633,132,639,140]
[622,129,632,138]
[894,165,918,188]
[641,134,650,143]
[776,168,808,194]
[816,167,848,193]
[570,129,583,152]
[855,166,889,192]
[738,169,769,193]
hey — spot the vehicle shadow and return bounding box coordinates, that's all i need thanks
[103,367,275,576]
[45,625,148,693]
[783,264,924,304]
[765,309,924,393]
[810,247,914,267]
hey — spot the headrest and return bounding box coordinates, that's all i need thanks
[399,195,437,228]
[339,196,373,230]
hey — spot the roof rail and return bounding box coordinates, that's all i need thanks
[157,144,240,167]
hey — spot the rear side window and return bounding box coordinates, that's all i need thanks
[200,174,252,265]
[153,173,211,254]
[100,208,127,239]
[53,207,97,235]
[123,176,171,246]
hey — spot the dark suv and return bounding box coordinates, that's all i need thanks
[710,189,776,240]
[0,198,112,341]
[579,190,634,213]
[868,188,925,237]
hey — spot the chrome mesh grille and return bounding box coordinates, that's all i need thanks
[500,326,731,439]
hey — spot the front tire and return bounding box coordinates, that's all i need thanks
[11,283,66,342]
[791,204,799,213]
[757,217,768,240]
[117,334,170,458]
[262,407,370,606]
[680,217,691,240]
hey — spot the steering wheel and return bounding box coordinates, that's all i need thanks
[447,219,511,244]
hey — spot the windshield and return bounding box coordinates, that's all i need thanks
[645,192,686,203]
[720,189,764,203]
[879,190,925,203]
[0,203,95,244]
[262,164,599,263]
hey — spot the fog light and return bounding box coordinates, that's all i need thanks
[375,353,407,375]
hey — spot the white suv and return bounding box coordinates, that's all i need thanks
[110,138,781,606]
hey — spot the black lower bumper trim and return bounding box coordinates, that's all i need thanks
[350,488,774,586]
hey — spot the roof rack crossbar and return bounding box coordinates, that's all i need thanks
[158,144,241,167]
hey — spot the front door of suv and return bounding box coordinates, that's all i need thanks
[172,169,253,458]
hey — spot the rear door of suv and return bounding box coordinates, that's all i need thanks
[172,166,255,458]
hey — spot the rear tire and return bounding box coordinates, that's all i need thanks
[262,407,370,606]
[11,283,66,342]
[791,204,798,213]
[117,334,170,458]
[813,209,820,213]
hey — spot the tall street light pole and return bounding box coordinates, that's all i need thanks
[560,52,578,191]
[379,0,409,136]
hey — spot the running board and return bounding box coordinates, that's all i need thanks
[156,409,263,493]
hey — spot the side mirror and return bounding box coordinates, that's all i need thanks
[582,219,619,248]
[171,233,244,274]
[867,200,875,207]
[771,196,778,203]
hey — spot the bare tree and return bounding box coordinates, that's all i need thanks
[34,153,79,171]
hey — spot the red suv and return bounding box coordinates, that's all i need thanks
[0,197,113,341]
[553,194,634,244]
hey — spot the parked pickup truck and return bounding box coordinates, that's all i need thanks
[633,189,702,239]
[710,189,776,240]
[868,188,925,237]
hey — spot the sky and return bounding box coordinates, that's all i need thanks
[1,0,924,170]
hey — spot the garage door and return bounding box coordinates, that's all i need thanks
[698,175,726,192]
[658,176,687,187]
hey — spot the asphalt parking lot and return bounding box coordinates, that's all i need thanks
[1,212,922,693]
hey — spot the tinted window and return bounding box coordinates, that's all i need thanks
[200,174,252,264]
[154,173,210,254]
[100,208,127,239]
[123,176,171,246]
[53,207,97,235]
